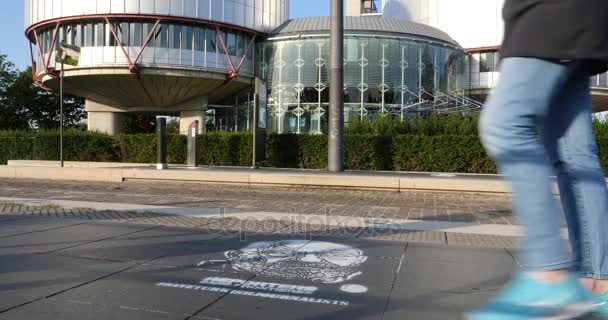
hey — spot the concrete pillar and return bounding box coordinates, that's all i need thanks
[179,97,208,135]
[85,100,126,135]
[87,111,124,135]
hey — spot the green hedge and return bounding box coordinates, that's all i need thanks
[0,130,118,163]
[392,135,496,173]
[3,123,608,175]
[116,134,186,164]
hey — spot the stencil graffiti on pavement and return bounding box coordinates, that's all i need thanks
[156,240,369,306]
[198,240,368,284]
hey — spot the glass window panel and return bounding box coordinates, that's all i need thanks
[119,22,129,46]
[211,0,223,20]
[170,0,182,15]
[227,32,236,56]
[172,25,181,49]
[183,25,193,50]
[206,27,217,53]
[130,22,142,46]
[157,24,168,48]
[95,23,105,46]
[58,26,65,44]
[73,24,82,47]
[84,23,93,47]
[236,33,246,57]
[198,0,210,19]
[246,36,254,60]
[184,0,197,17]
[479,53,490,73]
[194,27,203,51]
[155,0,170,14]
[142,23,154,47]
[493,52,500,71]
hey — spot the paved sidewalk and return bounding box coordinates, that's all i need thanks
[0,213,515,320]
[0,179,515,225]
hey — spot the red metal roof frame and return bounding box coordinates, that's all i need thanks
[465,46,500,53]
[25,14,264,83]
[25,14,266,40]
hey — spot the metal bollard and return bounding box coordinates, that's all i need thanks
[187,120,199,167]
[156,117,168,170]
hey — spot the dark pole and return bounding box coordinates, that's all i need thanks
[328,0,344,172]
[157,117,167,170]
[60,60,64,168]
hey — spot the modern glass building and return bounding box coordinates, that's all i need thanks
[388,0,608,111]
[259,16,477,134]
[24,0,288,135]
[28,0,559,136]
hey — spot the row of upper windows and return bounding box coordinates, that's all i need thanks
[36,21,255,59]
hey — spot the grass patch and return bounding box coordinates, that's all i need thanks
[0,201,25,206]
[36,203,62,209]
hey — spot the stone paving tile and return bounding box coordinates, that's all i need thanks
[447,233,520,249]
[0,203,525,249]
[358,228,447,244]
[0,179,515,225]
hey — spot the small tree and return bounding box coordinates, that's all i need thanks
[0,55,28,130]
[7,67,85,129]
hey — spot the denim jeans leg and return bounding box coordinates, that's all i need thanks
[480,57,574,270]
[542,72,608,279]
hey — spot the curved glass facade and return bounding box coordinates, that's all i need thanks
[34,19,256,76]
[592,72,608,88]
[25,0,289,34]
[259,35,468,134]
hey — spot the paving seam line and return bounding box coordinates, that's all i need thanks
[380,242,409,320]
[42,224,166,255]
[185,239,314,320]
[0,254,169,315]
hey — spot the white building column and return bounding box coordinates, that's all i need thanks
[87,112,125,135]
[85,100,126,135]
[179,96,208,135]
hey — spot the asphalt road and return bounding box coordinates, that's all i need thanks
[0,214,516,320]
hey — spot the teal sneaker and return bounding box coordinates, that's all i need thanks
[466,272,596,320]
[592,292,608,318]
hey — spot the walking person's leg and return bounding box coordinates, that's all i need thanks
[540,68,608,313]
[466,57,596,319]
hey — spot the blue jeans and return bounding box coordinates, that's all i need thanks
[481,57,608,279]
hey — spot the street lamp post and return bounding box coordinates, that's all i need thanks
[328,0,345,172]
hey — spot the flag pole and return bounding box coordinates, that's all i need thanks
[60,59,64,168]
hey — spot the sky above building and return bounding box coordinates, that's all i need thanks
[0,0,333,70]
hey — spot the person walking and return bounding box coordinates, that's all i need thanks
[466,0,608,319]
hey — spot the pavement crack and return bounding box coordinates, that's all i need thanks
[504,248,521,267]
[0,254,168,315]
[42,224,165,255]
[0,220,92,239]
[183,240,314,320]
[380,242,409,320]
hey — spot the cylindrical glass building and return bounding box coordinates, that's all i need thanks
[259,16,472,134]
[24,0,288,134]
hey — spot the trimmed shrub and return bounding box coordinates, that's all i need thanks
[297,134,327,169]
[197,132,252,166]
[344,135,393,170]
[116,134,186,164]
[22,130,117,162]
[266,133,300,168]
[393,135,496,174]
